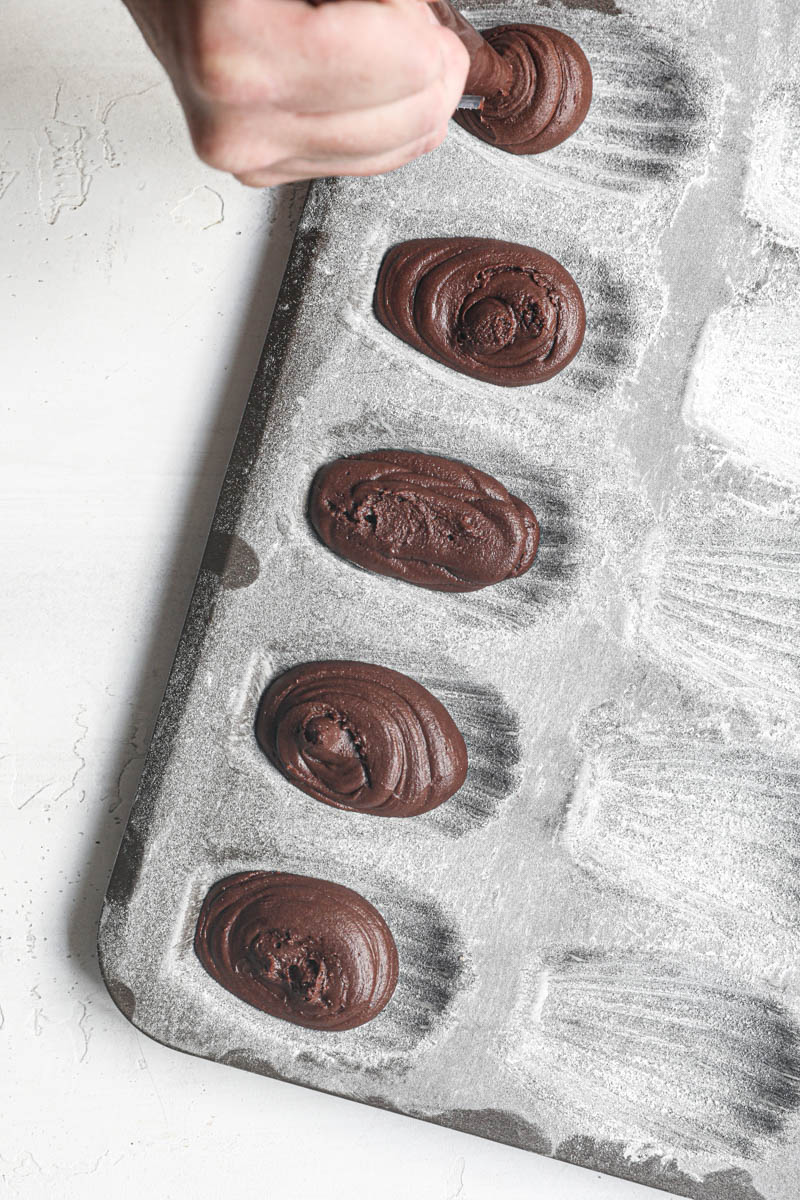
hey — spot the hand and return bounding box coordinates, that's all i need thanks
[123,0,469,185]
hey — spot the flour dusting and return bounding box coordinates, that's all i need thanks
[564,712,800,947]
[744,29,800,252]
[638,518,800,711]
[505,954,800,1157]
[684,304,800,488]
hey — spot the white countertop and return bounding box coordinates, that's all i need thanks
[1,2,681,1196]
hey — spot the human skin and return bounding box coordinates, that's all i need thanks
[121,0,469,185]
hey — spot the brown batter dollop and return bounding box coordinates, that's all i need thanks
[431,3,592,155]
[256,660,468,817]
[375,236,585,386]
[310,449,539,591]
[195,871,398,1030]
[454,24,592,155]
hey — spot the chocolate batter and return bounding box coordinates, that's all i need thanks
[256,660,468,817]
[375,236,585,386]
[310,449,539,591]
[450,22,592,155]
[195,871,398,1030]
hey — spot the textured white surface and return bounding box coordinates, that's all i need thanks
[0,1,673,1197]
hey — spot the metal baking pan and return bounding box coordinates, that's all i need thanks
[99,2,800,1195]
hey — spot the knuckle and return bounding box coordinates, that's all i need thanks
[193,121,277,175]
[194,60,232,103]
[191,52,261,107]
[192,123,239,171]
[187,9,274,106]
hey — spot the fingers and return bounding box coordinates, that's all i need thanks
[161,0,471,185]
[235,121,449,188]
[273,1,464,113]
[187,0,468,113]
[192,41,465,177]
[297,67,464,158]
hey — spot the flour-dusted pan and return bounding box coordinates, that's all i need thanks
[99,2,800,1195]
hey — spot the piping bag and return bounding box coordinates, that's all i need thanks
[429,0,513,108]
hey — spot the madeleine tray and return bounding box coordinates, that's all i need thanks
[99,2,800,1195]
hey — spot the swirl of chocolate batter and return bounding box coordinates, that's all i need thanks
[256,660,468,817]
[310,449,539,592]
[308,1,590,154]
[375,236,585,386]
[195,871,399,1030]
[451,22,593,156]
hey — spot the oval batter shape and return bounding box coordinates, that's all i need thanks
[309,449,539,592]
[374,236,585,386]
[256,660,468,817]
[195,871,399,1030]
[454,24,593,155]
